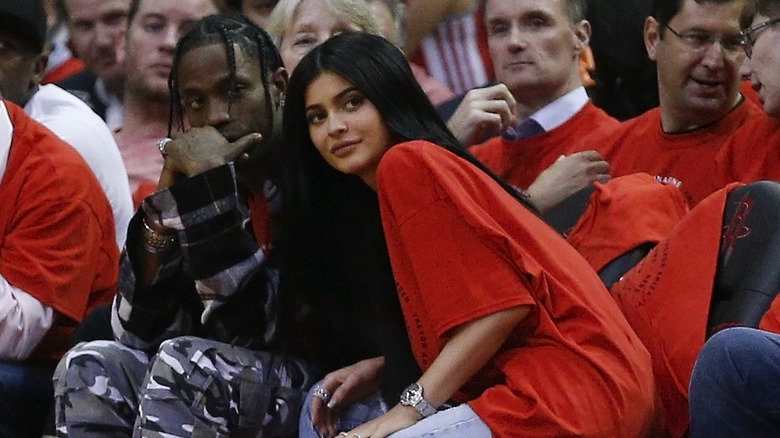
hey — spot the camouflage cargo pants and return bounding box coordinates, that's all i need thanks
[53,336,320,438]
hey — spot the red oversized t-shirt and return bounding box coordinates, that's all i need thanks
[376,141,656,438]
[609,184,741,437]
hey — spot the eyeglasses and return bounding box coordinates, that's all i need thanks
[664,24,744,55]
[740,17,780,58]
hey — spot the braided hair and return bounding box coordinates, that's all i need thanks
[167,14,284,135]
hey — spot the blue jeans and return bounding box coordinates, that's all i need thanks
[300,381,491,437]
[386,404,491,438]
[0,362,55,438]
[689,327,780,437]
[299,385,388,438]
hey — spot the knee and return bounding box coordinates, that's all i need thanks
[142,337,228,397]
[149,336,215,379]
[707,328,771,364]
[54,341,125,388]
[700,328,749,361]
[53,340,147,402]
[156,336,200,355]
[693,328,771,388]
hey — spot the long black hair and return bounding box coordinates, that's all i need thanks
[277,32,536,402]
[282,31,536,216]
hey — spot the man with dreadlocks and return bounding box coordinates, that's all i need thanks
[52,14,328,437]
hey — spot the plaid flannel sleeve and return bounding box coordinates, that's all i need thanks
[114,163,277,350]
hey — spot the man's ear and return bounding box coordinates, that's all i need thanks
[573,19,592,55]
[272,66,288,106]
[31,52,49,88]
[644,16,661,61]
[66,35,78,58]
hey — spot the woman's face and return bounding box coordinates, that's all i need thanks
[279,0,363,72]
[304,71,392,188]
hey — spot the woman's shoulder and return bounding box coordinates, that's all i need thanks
[381,140,450,167]
[377,140,455,188]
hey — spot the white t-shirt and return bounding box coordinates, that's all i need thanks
[26,84,133,248]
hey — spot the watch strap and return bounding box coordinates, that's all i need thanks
[400,382,438,418]
[413,397,437,418]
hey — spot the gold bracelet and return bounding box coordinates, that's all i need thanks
[141,218,178,254]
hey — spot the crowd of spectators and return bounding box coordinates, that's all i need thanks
[0,0,777,437]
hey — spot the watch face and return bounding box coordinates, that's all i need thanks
[401,383,423,405]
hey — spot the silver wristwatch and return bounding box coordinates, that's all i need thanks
[399,382,437,418]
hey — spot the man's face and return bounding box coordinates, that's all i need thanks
[65,0,129,89]
[0,29,46,106]
[645,0,745,130]
[739,13,780,118]
[124,0,217,102]
[484,0,589,104]
[177,42,285,160]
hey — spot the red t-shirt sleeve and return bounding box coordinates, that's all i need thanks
[0,103,117,322]
[378,144,535,338]
[0,157,108,322]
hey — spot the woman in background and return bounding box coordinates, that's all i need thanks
[265,0,453,104]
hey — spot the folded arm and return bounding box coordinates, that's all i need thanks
[0,276,53,360]
[346,305,530,438]
[115,163,277,351]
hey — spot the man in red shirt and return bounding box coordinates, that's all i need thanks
[574,0,760,207]
[458,0,614,213]
[112,0,219,207]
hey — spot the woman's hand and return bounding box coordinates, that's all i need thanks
[341,404,420,438]
[336,306,530,437]
[312,357,385,438]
